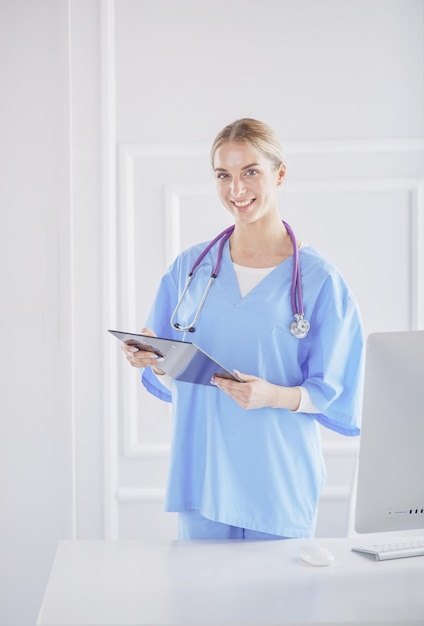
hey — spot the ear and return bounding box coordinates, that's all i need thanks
[276,163,286,186]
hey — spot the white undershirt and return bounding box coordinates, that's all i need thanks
[233,241,308,298]
[233,263,277,298]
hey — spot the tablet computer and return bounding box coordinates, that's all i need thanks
[108,330,242,386]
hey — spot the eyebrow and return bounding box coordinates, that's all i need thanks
[214,162,261,172]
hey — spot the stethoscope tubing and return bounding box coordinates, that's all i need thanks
[170,220,309,336]
[169,227,234,332]
[285,220,304,317]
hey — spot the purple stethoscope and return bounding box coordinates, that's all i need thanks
[170,220,310,339]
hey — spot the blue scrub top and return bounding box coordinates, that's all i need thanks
[141,238,364,538]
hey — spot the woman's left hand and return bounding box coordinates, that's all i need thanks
[211,370,278,410]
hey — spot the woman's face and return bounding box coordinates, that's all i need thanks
[213,141,285,226]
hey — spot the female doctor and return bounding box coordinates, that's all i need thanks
[123,118,364,540]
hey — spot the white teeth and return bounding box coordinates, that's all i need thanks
[234,199,252,207]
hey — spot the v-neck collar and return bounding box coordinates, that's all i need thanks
[221,239,294,302]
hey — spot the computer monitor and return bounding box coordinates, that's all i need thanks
[354,330,424,534]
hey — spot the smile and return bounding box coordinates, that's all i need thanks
[232,199,255,208]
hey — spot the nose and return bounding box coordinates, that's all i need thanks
[230,177,246,198]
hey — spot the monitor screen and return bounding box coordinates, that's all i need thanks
[354,330,424,534]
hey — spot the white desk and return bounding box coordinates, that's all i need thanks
[37,537,424,625]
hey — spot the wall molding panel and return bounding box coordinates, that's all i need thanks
[66,0,424,544]
[112,138,424,537]
[100,0,119,540]
[83,0,424,540]
[284,138,424,154]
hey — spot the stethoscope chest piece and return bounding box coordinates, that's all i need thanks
[290,314,310,339]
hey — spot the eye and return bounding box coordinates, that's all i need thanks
[216,172,229,180]
[245,169,259,176]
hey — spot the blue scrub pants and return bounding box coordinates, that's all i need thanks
[178,510,287,540]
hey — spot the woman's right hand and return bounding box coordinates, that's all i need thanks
[121,327,166,374]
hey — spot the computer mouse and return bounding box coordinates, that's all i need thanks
[298,543,335,566]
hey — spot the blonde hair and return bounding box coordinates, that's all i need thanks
[211,118,284,170]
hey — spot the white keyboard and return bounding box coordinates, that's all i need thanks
[352,537,424,561]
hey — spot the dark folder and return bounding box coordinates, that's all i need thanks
[108,330,242,386]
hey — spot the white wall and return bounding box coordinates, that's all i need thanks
[0,2,74,625]
[110,0,424,541]
[0,1,423,625]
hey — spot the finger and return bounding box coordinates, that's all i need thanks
[210,375,230,388]
[131,358,164,369]
[121,343,140,356]
[126,348,164,368]
[134,352,164,365]
[233,370,257,383]
[210,376,241,396]
[140,327,156,337]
